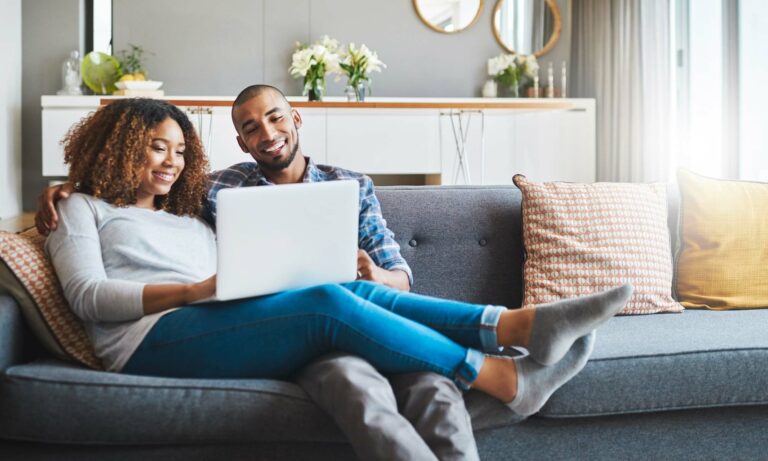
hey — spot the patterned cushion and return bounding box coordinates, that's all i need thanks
[675,169,768,309]
[0,228,103,369]
[513,175,682,315]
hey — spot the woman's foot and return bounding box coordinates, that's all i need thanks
[506,332,596,416]
[526,284,633,365]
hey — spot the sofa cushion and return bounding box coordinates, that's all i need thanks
[540,309,768,417]
[0,229,102,369]
[512,175,682,315]
[377,186,525,308]
[0,360,345,445]
[675,169,768,309]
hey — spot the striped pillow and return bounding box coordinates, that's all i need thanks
[513,175,682,315]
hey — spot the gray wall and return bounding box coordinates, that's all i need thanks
[113,0,571,97]
[21,0,571,210]
[1,0,22,219]
[21,0,81,211]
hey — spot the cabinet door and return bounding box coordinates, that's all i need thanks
[195,106,327,172]
[296,107,327,165]
[42,108,94,176]
[326,109,440,174]
[439,110,487,185]
[476,105,596,185]
[204,107,251,171]
[508,108,596,183]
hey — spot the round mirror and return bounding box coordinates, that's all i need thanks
[492,0,561,57]
[413,0,484,34]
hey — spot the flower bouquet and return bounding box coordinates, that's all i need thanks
[289,36,341,101]
[487,53,539,98]
[338,43,386,101]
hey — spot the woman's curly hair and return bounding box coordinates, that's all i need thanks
[62,98,209,216]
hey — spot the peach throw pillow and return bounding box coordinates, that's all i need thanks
[513,175,682,315]
[0,228,103,369]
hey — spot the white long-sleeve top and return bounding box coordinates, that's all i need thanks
[45,193,217,371]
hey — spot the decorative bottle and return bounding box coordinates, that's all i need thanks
[57,50,83,96]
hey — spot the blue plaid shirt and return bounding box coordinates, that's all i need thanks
[203,158,413,284]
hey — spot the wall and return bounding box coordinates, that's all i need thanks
[21,0,571,210]
[112,0,571,97]
[21,0,81,211]
[1,0,22,219]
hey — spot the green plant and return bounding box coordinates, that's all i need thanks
[117,44,152,77]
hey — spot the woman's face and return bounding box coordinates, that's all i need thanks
[136,117,186,205]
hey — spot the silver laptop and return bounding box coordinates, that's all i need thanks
[213,180,359,301]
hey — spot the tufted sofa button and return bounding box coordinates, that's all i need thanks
[479,239,487,246]
[409,239,418,247]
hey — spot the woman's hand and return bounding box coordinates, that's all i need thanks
[190,275,216,302]
[142,275,217,315]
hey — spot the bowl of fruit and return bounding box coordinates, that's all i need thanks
[114,44,162,91]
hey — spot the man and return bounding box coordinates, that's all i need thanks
[37,84,480,461]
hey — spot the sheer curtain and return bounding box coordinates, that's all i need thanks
[571,0,672,182]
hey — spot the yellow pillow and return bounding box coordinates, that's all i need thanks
[676,169,768,309]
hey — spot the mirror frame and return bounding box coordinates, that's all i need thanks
[413,0,485,34]
[491,0,561,57]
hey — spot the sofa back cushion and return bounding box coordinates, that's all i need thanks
[377,186,525,308]
[378,185,683,309]
[0,229,103,369]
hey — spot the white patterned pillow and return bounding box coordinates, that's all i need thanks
[513,175,682,315]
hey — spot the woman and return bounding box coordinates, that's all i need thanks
[46,98,632,417]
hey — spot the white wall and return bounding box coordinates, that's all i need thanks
[1,0,22,219]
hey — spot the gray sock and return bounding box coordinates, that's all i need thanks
[506,331,596,416]
[527,284,633,365]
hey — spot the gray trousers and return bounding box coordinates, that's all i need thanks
[296,353,480,461]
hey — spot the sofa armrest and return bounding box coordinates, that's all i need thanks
[0,295,29,371]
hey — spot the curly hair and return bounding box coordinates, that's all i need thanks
[62,98,209,217]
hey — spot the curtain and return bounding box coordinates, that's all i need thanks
[571,0,672,182]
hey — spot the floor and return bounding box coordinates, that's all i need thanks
[0,213,35,233]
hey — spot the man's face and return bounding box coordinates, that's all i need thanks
[232,90,303,172]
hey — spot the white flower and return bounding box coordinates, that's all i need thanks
[318,35,340,53]
[488,53,516,76]
[289,47,315,77]
[288,38,342,78]
[518,55,539,79]
[340,43,386,81]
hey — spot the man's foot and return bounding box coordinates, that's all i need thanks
[527,284,633,365]
[506,332,596,416]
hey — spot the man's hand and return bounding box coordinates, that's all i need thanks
[35,182,76,236]
[356,249,411,291]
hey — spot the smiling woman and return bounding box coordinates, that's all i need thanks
[62,98,209,215]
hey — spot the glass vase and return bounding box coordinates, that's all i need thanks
[344,80,371,102]
[508,82,519,98]
[306,78,324,102]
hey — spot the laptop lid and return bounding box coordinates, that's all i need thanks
[215,180,359,301]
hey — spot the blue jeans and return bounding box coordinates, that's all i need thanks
[122,281,505,390]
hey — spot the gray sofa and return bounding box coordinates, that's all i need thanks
[1,185,767,460]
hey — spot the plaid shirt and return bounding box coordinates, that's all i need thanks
[203,158,413,284]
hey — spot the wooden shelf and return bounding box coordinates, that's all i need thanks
[99,98,576,111]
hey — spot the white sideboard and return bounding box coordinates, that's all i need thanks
[41,96,595,184]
